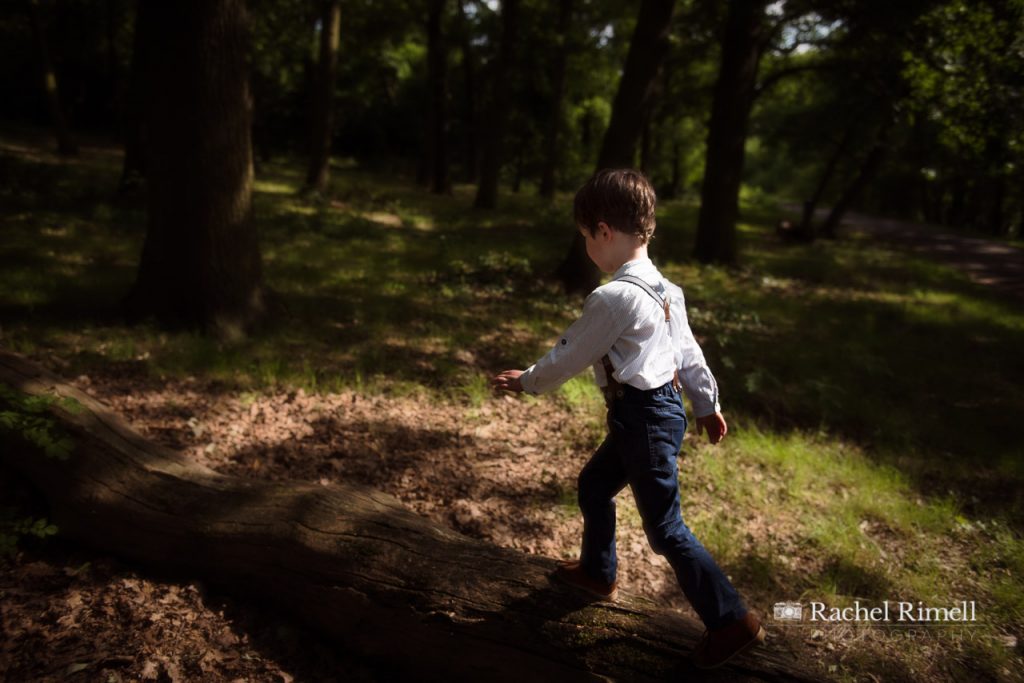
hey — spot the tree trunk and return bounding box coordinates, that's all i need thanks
[640,108,653,174]
[556,0,676,296]
[456,0,479,183]
[819,119,893,239]
[118,0,150,194]
[473,0,519,209]
[122,0,266,339]
[693,0,769,265]
[28,0,78,156]
[0,349,821,683]
[304,0,342,194]
[424,0,451,195]
[665,140,682,199]
[798,122,857,241]
[987,174,1006,236]
[539,0,573,200]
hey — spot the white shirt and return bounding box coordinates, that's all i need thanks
[519,257,721,417]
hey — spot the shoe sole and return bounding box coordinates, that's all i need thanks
[692,625,766,670]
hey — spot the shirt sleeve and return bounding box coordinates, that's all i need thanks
[519,290,627,395]
[673,293,722,418]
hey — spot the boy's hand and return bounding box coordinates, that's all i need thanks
[695,412,728,445]
[490,369,525,393]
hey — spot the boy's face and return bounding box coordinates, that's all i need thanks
[578,221,617,274]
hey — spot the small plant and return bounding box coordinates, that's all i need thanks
[0,383,81,461]
[0,510,58,558]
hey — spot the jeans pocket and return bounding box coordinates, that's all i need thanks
[645,416,686,469]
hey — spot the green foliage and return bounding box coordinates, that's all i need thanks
[0,383,80,461]
[0,510,58,559]
[902,0,1024,160]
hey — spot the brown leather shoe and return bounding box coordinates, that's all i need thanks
[552,560,618,601]
[691,611,766,669]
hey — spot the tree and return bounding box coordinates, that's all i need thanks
[556,0,677,295]
[304,0,342,194]
[899,0,1024,236]
[123,0,267,338]
[538,0,573,199]
[27,0,78,156]
[423,0,451,194]
[118,0,151,193]
[693,0,770,265]
[455,0,480,182]
[473,0,519,209]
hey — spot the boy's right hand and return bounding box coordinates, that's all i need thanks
[490,369,524,393]
[695,412,728,445]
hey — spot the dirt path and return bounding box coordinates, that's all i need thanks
[838,211,1024,304]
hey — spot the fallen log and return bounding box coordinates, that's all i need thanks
[0,350,821,682]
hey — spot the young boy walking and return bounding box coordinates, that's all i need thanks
[490,169,765,669]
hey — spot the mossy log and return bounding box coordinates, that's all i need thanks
[0,349,821,682]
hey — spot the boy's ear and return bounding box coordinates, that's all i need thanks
[596,221,612,240]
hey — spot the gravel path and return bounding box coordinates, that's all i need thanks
[839,211,1024,304]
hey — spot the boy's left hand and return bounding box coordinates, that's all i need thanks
[490,369,524,393]
[695,412,728,445]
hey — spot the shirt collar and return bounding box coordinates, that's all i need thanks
[610,256,655,280]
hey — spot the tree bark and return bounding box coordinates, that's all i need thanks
[122,0,266,338]
[456,0,479,183]
[473,0,520,209]
[304,0,342,194]
[118,0,150,194]
[0,349,821,683]
[693,0,769,265]
[798,122,857,241]
[424,0,451,195]
[539,0,573,200]
[28,0,78,156]
[665,140,683,200]
[556,0,676,296]
[819,119,893,239]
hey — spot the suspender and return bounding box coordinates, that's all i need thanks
[600,275,682,404]
[615,275,671,323]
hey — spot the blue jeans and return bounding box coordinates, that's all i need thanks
[578,380,748,630]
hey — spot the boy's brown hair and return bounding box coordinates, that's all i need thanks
[574,168,657,244]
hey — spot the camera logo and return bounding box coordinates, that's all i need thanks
[774,602,803,622]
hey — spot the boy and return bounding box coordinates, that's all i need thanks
[489,169,765,669]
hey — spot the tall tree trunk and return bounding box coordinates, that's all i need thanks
[693,0,769,264]
[304,0,342,194]
[556,0,676,295]
[456,0,479,183]
[664,140,682,199]
[119,0,150,194]
[28,0,78,156]
[988,174,1006,236]
[123,0,266,339]
[639,108,653,174]
[819,119,893,239]
[799,121,857,240]
[539,0,573,200]
[473,0,520,209]
[424,0,451,194]
[946,174,967,227]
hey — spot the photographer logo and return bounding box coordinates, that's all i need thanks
[773,602,803,622]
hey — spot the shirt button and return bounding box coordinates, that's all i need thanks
[561,339,567,345]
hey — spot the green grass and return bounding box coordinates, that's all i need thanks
[1,128,1022,680]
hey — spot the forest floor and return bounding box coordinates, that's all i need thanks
[1,128,1023,683]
